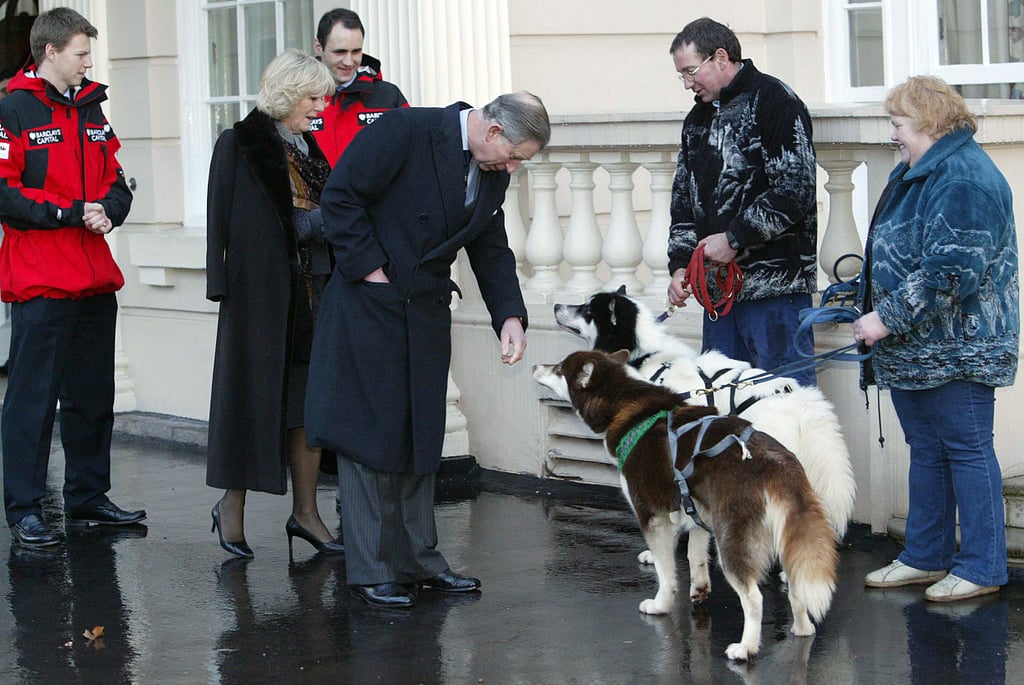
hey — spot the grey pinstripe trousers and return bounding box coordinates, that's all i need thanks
[337,456,450,586]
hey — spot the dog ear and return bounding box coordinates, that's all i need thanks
[610,349,630,364]
[576,361,595,388]
[616,284,627,295]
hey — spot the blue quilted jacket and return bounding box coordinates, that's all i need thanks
[865,127,1019,390]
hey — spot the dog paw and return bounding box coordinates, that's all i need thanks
[637,550,654,565]
[790,616,815,636]
[689,583,710,603]
[638,598,671,615]
[725,642,755,661]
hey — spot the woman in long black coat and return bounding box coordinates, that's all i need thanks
[205,50,342,560]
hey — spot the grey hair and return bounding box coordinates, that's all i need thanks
[256,50,334,120]
[481,91,551,149]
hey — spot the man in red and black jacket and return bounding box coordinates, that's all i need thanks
[313,9,409,516]
[0,8,145,549]
[312,8,408,166]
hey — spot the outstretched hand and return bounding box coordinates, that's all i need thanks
[500,317,527,365]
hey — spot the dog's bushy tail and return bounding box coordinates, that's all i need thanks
[777,492,838,623]
[788,387,857,541]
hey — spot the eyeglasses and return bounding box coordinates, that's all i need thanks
[678,54,714,83]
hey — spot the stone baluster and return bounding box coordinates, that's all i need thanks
[523,156,564,295]
[817,150,866,283]
[597,155,643,292]
[560,156,603,294]
[640,153,677,296]
[503,168,529,284]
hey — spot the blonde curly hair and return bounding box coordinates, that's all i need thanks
[256,49,334,121]
[885,75,977,138]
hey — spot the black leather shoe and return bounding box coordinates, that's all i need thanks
[419,569,481,593]
[66,501,146,526]
[10,514,61,548]
[350,582,416,608]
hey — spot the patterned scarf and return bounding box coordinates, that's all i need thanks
[284,140,330,210]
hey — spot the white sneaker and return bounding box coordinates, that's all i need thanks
[924,574,1001,602]
[864,560,947,588]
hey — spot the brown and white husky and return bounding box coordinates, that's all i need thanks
[532,349,838,661]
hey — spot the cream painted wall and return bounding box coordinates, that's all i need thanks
[506,0,827,115]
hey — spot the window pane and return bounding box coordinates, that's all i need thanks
[988,0,1024,64]
[210,101,241,143]
[849,7,884,86]
[283,0,314,51]
[955,82,1024,98]
[939,0,983,64]
[208,7,238,98]
[245,3,278,95]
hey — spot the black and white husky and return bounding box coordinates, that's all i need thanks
[553,288,855,601]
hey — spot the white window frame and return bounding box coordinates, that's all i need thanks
[177,0,305,228]
[923,1,1024,86]
[825,0,1024,102]
[824,1,918,102]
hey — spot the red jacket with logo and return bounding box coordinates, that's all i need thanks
[0,68,131,302]
[310,54,408,166]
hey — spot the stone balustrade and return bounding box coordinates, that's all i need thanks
[448,103,1024,533]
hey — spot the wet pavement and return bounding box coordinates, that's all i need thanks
[1,434,1023,684]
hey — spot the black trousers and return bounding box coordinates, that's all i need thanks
[2,293,117,525]
[337,456,449,586]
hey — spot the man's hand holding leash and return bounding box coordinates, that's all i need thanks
[668,269,691,308]
[698,232,738,265]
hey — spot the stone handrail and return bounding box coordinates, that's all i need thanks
[499,102,1024,300]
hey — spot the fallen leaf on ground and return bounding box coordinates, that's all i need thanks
[83,626,105,640]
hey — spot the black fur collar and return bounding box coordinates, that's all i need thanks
[233,108,322,233]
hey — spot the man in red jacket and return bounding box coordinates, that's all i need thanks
[312,8,408,166]
[313,8,409,516]
[0,8,145,548]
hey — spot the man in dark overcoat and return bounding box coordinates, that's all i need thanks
[306,91,550,608]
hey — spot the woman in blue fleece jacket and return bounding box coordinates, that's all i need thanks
[855,76,1019,602]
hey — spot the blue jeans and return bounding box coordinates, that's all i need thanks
[891,381,1007,586]
[701,293,816,387]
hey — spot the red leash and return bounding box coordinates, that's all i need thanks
[684,243,743,320]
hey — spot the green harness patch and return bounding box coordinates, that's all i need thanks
[615,409,670,471]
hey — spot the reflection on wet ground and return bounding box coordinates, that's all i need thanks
[1,437,1022,683]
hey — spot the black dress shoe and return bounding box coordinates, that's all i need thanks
[10,514,61,547]
[66,501,146,526]
[419,569,481,593]
[350,582,416,608]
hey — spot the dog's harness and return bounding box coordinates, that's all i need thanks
[615,409,755,533]
[628,357,792,417]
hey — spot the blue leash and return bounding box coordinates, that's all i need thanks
[651,280,872,393]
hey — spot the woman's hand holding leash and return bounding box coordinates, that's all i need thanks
[852,311,890,347]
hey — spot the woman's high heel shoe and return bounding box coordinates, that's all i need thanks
[285,515,344,562]
[211,502,254,558]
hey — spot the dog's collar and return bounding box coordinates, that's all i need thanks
[615,409,670,471]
